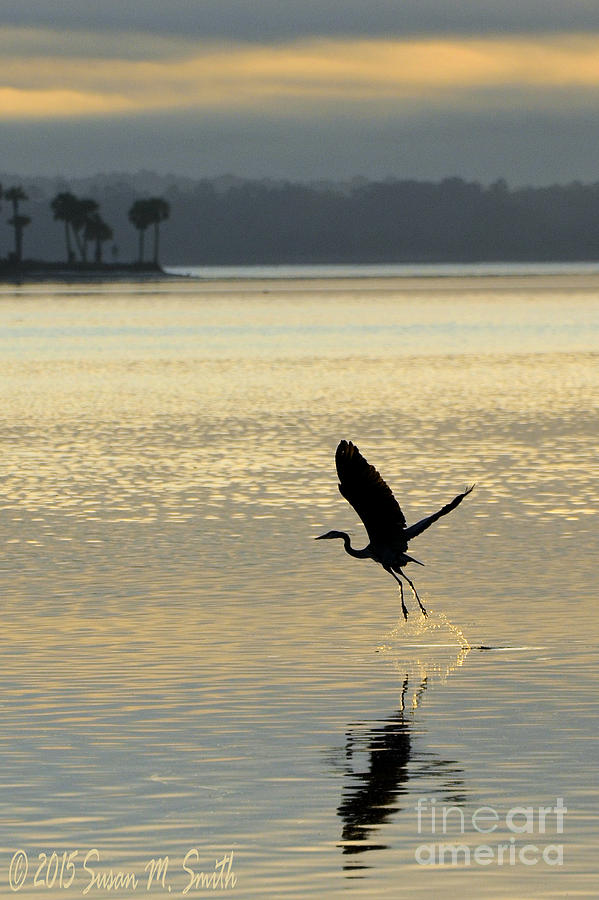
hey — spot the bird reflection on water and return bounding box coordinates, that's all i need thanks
[335,646,469,869]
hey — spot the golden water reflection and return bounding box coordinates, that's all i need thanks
[1,277,597,898]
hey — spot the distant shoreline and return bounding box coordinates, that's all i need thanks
[4,258,599,286]
[0,260,187,283]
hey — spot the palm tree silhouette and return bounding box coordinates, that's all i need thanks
[51,192,79,262]
[128,199,154,263]
[147,198,170,264]
[5,186,30,263]
[128,197,170,265]
[71,198,99,262]
[84,213,114,264]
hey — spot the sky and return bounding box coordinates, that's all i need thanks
[2,1,599,184]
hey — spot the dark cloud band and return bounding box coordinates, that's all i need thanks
[1,0,597,41]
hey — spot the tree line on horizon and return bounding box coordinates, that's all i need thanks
[0,184,170,266]
[177,176,599,264]
[3,173,599,265]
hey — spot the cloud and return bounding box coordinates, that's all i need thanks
[0,26,198,61]
[3,33,599,120]
[0,87,135,118]
[1,1,598,41]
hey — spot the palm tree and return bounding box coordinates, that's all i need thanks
[146,197,170,265]
[5,186,30,263]
[51,191,79,262]
[71,198,99,262]
[84,213,114,264]
[7,215,31,263]
[128,199,154,263]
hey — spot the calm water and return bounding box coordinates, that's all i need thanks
[1,270,597,898]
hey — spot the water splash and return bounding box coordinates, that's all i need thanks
[375,610,472,706]
[386,607,471,651]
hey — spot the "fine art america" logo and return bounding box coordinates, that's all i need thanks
[414,797,567,867]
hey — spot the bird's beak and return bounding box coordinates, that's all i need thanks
[314,533,327,540]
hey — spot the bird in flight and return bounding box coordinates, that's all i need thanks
[316,440,474,619]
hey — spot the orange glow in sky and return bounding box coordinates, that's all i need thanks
[2,32,599,119]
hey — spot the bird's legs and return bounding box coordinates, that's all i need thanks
[386,568,409,620]
[387,567,427,618]
[401,570,427,617]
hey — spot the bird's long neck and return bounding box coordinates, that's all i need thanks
[339,532,371,559]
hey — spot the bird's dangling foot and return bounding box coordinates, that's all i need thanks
[397,579,408,620]
[387,567,409,620]
[402,570,427,617]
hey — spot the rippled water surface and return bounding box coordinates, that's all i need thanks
[1,273,597,898]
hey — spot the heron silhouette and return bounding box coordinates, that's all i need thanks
[316,440,474,619]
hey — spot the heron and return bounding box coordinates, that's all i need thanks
[316,440,474,619]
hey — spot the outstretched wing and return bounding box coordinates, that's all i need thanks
[335,440,406,547]
[404,485,475,541]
